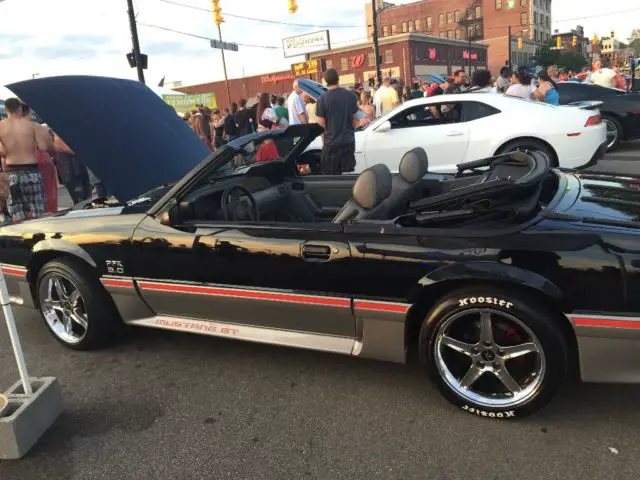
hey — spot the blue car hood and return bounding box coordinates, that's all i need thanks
[7,76,211,202]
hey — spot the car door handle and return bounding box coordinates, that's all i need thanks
[446,131,465,137]
[301,244,331,262]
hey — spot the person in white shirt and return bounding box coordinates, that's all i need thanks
[505,68,535,99]
[496,67,511,93]
[372,77,400,117]
[287,80,308,125]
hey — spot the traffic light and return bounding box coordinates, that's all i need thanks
[288,0,297,14]
[556,36,561,49]
[212,0,223,25]
[571,35,577,47]
[611,31,615,39]
[517,37,523,49]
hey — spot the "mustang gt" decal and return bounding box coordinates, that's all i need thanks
[458,297,513,309]
[462,405,515,418]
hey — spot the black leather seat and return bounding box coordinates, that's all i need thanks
[384,147,430,218]
[333,164,392,223]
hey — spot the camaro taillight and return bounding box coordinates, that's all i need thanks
[585,114,602,126]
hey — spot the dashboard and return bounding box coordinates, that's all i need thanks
[180,160,293,222]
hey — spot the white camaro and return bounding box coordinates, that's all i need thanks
[303,91,607,174]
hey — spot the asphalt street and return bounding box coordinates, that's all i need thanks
[1,142,640,480]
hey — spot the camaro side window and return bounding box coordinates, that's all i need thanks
[462,102,501,122]
[390,104,458,129]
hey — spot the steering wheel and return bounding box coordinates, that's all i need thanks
[221,185,259,222]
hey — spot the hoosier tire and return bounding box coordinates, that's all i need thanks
[36,259,122,350]
[419,286,568,418]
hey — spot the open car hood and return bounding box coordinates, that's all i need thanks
[7,76,211,202]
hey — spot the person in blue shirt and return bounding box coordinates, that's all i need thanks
[533,71,560,105]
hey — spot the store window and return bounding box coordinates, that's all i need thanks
[447,30,454,39]
[475,6,481,18]
[475,23,482,37]
[440,32,446,38]
[384,49,393,64]
[415,19,422,31]
[382,25,389,37]
[325,59,333,69]
[495,0,502,10]
[468,25,474,39]
[408,20,415,32]
[391,24,398,34]
[521,0,527,6]
[447,12,453,23]
[534,12,537,24]
[454,10,461,23]
[439,13,444,25]
[520,13,528,25]
[426,17,432,30]
[455,29,463,40]
[368,52,375,66]
[402,21,408,33]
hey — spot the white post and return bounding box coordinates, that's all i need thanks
[0,270,32,395]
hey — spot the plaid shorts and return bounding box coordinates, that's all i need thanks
[6,166,47,223]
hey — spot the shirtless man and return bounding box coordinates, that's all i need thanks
[0,98,49,222]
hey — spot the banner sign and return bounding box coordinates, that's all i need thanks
[162,93,217,112]
[282,30,331,58]
[291,59,326,76]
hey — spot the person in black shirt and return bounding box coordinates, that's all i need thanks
[315,68,359,175]
[234,99,251,137]
[444,70,467,94]
[224,102,239,142]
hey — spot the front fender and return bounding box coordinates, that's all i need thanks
[414,261,563,303]
[29,239,97,271]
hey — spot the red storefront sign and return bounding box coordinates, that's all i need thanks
[261,72,295,84]
[351,53,365,68]
[463,50,478,60]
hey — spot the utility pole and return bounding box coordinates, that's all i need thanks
[371,0,382,86]
[217,23,232,108]
[126,0,145,83]
[508,25,512,70]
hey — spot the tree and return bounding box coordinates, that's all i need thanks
[559,51,588,72]
[629,28,640,56]
[533,42,560,66]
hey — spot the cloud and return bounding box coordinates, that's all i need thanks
[59,34,111,45]
[144,41,206,57]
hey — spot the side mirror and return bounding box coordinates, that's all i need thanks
[375,120,391,133]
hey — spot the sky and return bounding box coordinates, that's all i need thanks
[0,0,638,99]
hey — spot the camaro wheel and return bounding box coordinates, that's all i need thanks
[602,116,622,151]
[419,287,568,418]
[37,259,121,350]
[497,140,556,167]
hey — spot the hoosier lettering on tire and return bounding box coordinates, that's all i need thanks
[419,286,568,418]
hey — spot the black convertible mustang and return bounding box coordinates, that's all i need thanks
[2,76,640,419]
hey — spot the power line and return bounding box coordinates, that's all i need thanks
[157,0,361,29]
[137,22,279,48]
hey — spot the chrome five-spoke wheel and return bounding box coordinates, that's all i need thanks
[434,308,546,409]
[603,117,619,150]
[40,273,89,345]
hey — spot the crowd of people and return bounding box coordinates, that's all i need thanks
[178,58,629,177]
[0,98,102,225]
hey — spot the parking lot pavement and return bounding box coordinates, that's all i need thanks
[1,142,640,480]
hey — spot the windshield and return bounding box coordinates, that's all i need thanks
[211,132,304,178]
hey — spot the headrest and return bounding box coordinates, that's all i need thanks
[399,148,429,184]
[353,164,392,209]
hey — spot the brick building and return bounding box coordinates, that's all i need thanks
[175,70,296,109]
[176,34,487,110]
[551,25,589,58]
[364,0,553,74]
[309,33,487,86]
